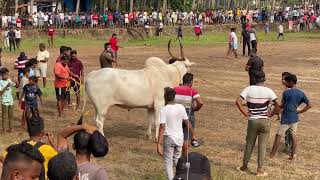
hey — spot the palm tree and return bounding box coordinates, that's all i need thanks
[116,0,119,10]
[130,0,133,12]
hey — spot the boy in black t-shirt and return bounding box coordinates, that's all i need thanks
[19,76,43,122]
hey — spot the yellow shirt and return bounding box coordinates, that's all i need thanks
[2,141,57,179]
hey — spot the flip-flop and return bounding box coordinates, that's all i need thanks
[256,172,268,177]
[191,139,204,147]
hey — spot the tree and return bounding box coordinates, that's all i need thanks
[130,0,134,12]
[116,0,120,10]
[76,0,80,13]
[30,0,34,14]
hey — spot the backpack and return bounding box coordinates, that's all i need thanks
[21,140,45,180]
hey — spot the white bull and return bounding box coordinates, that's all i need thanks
[85,57,193,139]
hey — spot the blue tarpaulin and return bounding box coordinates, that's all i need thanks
[64,0,92,12]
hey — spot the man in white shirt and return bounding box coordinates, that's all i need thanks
[14,27,21,49]
[236,71,279,177]
[36,43,50,87]
[226,28,239,59]
[157,87,195,180]
[277,23,285,40]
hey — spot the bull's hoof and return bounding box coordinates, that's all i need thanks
[144,134,152,140]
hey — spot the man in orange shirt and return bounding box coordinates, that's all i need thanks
[54,55,78,117]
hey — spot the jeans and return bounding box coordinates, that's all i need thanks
[243,118,270,169]
[9,39,15,51]
[243,40,250,56]
[183,108,195,140]
[2,105,14,130]
[163,136,182,180]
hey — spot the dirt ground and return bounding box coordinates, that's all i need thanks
[0,40,320,180]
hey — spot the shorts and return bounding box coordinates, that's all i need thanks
[35,63,47,78]
[229,43,238,50]
[70,80,80,94]
[158,28,163,32]
[55,87,69,101]
[276,122,298,136]
[183,108,195,141]
[195,33,200,36]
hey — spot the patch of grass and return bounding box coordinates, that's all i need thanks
[2,31,319,55]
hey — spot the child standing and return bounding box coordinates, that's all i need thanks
[270,73,311,160]
[109,33,121,65]
[18,68,30,128]
[19,76,43,124]
[264,22,269,35]
[177,24,183,40]
[0,68,18,133]
[289,19,293,32]
[195,23,202,40]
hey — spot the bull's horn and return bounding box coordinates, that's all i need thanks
[178,38,185,60]
[168,39,179,60]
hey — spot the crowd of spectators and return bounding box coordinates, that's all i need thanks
[1,4,320,30]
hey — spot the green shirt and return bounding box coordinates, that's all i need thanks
[0,79,16,106]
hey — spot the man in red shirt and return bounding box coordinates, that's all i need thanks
[173,73,204,156]
[109,33,122,66]
[54,55,78,117]
[48,25,55,48]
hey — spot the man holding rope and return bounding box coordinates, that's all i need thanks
[54,55,78,117]
[68,50,84,111]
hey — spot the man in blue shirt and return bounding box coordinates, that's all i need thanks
[270,74,311,160]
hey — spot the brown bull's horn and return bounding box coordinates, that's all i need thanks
[178,38,185,60]
[168,39,180,60]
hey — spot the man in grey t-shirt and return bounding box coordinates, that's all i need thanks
[78,162,108,180]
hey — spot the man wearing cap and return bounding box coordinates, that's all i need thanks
[54,55,78,117]
[173,152,211,180]
[57,123,108,179]
[236,71,279,177]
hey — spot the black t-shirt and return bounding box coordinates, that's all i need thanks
[8,31,16,40]
[23,84,42,108]
[247,56,264,73]
[242,31,250,41]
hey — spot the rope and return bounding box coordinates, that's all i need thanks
[65,76,90,116]
[186,86,193,180]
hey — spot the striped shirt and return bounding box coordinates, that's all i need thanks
[174,85,200,108]
[14,57,28,70]
[240,85,277,119]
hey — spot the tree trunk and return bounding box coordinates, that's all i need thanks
[156,0,161,12]
[130,0,134,12]
[211,0,215,9]
[192,0,196,9]
[104,0,108,11]
[272,0,275,10]
[76,0,80,13]
[162,0,167,13]
[15,0,18,13]
[116,0,120,10]
[30,0,34,14]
